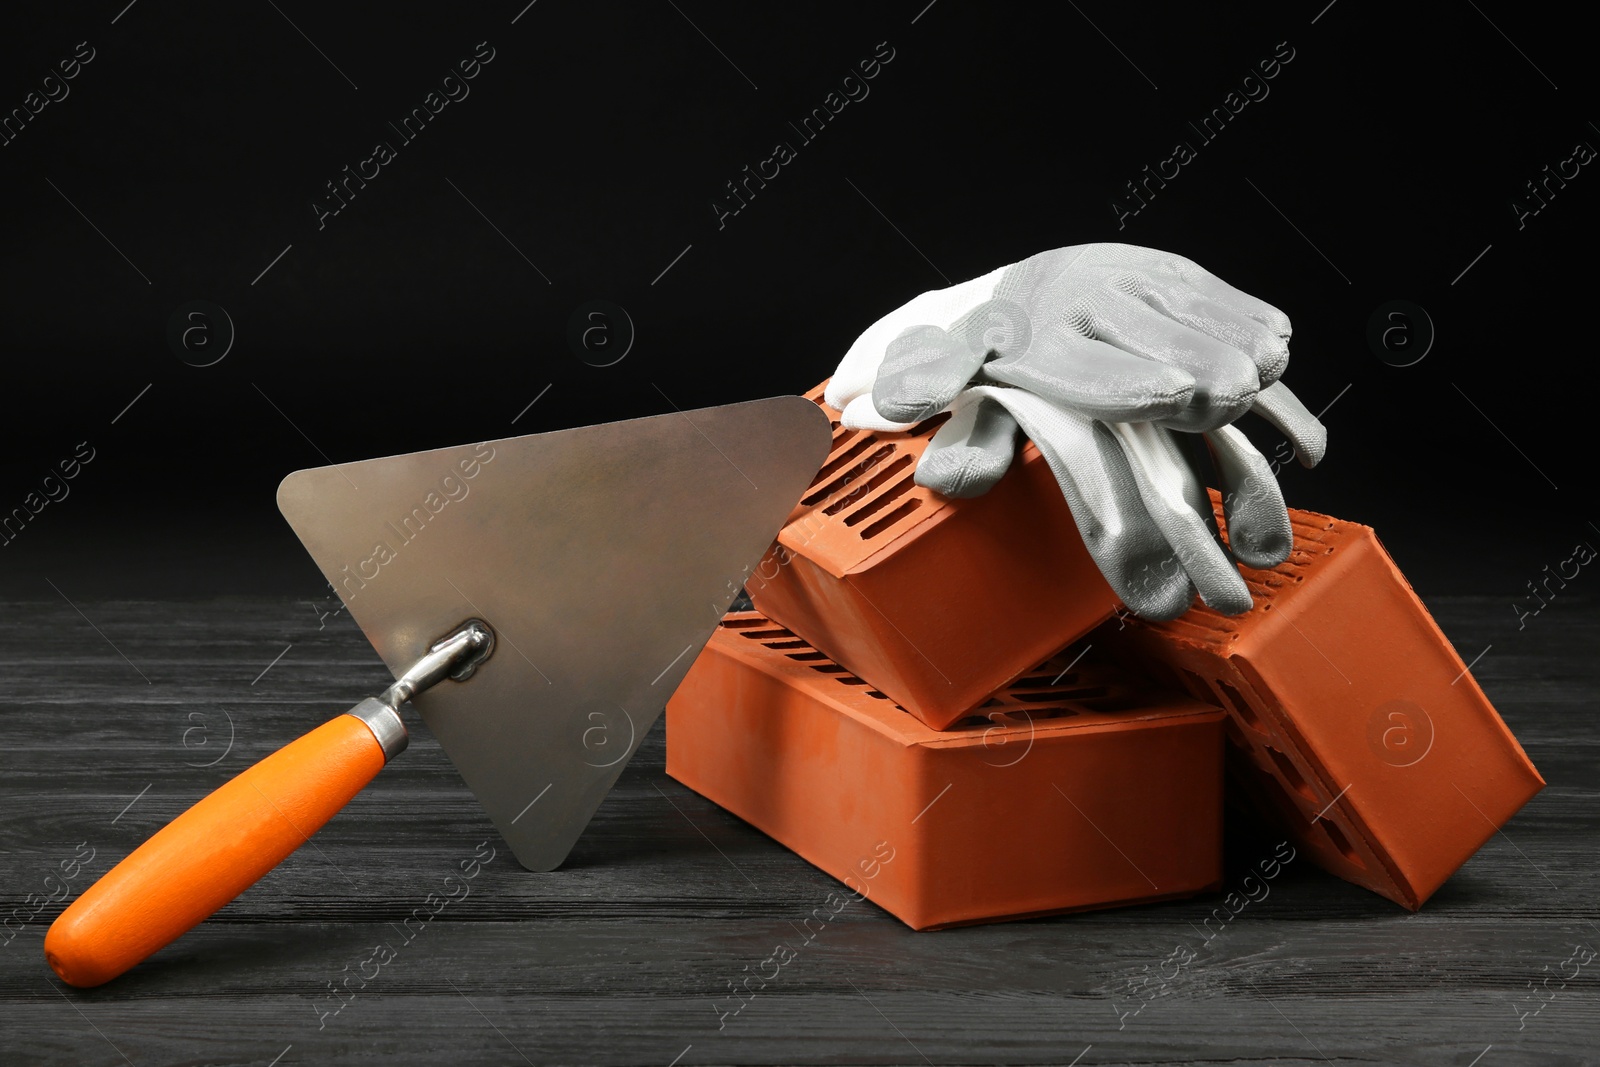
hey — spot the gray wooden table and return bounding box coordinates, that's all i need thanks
[2,596,1594,1066]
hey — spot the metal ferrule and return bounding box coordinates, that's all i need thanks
[347,697,409,762]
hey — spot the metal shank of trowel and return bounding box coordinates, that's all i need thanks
[349,619,496,761]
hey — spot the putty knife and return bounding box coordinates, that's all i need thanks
[45,395,831,987]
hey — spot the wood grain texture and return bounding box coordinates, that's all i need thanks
[1,595,1595,1065]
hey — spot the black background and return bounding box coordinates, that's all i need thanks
[1,0,1592,604]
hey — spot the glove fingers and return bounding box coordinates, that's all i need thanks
[1168,429,1225,542]
[1169,258,1294,341]
[1080,290,1264,431]
[825,266,1009,414]
[913,394,1019,499]
[838,394,918,433]
[965,386,1196,619]
[872,323,990,424]
[1134,282,1291,386]
[1106,422,1254,616]
[1205,425,1293,569]
[1249,380,1327,467]
[982,324,1196,424]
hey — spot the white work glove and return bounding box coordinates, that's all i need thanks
[827,244,1326,620]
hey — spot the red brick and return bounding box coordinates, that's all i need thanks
[667,611,1225,930]
[1103,501,1544,909]
[747,381,1120,729]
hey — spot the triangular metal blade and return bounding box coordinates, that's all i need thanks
[276,395,831,870]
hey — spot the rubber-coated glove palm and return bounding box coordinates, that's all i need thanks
[826,244,1326,619]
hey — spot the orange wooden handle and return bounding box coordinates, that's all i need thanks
[45,714,386,987]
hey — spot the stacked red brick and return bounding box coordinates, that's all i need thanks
[666,382,1543,926]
